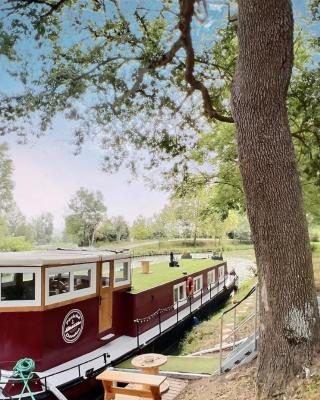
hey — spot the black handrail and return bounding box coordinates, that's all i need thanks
[221,284,256,316]
[134,275,237,348]
[0,352,110,389]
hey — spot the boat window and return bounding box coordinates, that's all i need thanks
[0,267,41,307]
[114,259,131,287]
[45,263,96,305]
[173,287,179,303]
[49,272,70,296]
[1,272,35,301]
[193,275,203,295]
[179,284,184,299]
[218,266,225,281]
[207,270,215,287]
[102,262,110,288]
[173,282,186,307]
[74,269,91,291]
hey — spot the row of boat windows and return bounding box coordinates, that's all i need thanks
[173,266,225,304]
[0,259,131,304]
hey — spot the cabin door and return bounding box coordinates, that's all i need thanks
[99,261,113,333]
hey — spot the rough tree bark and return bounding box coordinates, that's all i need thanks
[231,1,320,398]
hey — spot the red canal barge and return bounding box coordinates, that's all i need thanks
[0,249,238,399]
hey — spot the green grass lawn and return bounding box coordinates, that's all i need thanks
[116,355,219,375]
[131,259,222,293]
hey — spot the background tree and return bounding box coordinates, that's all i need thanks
[0,143,14,214]
[130,216,153,241]
[65,187,107,246]
[112,216,129,242]
[30,212,54,244]
[5,203,33,240]
[96,218,114,243]
[169,195,206,245]
[150,205,179,240]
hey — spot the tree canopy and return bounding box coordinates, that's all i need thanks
[65,187,107,246]
[0,1,319,224]
[0,143,14,213]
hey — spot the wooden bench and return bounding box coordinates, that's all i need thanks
[96,370,167,400]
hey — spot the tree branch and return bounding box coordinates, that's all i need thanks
[178,0,233,123]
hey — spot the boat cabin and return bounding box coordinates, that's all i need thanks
[0,249,132,371]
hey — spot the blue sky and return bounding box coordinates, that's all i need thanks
[7,134,169,230]
[0,0,315,231]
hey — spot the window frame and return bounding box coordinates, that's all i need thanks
[114,258,131,288]
[173,281,187,308]
[101,261,111,288]
[193,275,203,296]
[0,267,41,307]
[218,266,225,281]
[45,263,96,305]
[207,270,216,288]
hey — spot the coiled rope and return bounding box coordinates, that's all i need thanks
[13,358,36,400]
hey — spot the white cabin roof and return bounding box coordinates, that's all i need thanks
[0,248,131,267]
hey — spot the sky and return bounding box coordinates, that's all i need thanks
[6,132,169,230]
[0,0,314,231]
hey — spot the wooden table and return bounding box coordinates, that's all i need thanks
[131,353,169,393]
[97,369,166,400]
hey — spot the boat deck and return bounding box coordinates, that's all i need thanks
[26,276,234,395]
[0,276,235,398]
[131,259,223,293]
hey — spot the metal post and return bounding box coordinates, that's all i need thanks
[158,311,161,335]
[189,295,192,314]
[219,314,224,374]
[201,289,203,306]
[210,283,212,299]
[254,285,259,351]
[233,305,237,350]
[136,322,140,348]
[176,301,179,323]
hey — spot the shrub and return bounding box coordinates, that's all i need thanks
[311,243,318,253]
[0,236,33,252]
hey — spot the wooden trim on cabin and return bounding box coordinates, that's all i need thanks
[43,261,98,268]
[98,260,115,333]
[0,306,44,312]
[44,293,98,310]
[112,283,132,292]
[41,266,46,307]
[96,260,102,296]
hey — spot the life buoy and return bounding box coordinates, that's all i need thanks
[187,277,194,296]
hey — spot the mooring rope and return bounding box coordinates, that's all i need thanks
[13,358,36,400]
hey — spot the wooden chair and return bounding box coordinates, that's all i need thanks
[96,370,167,400]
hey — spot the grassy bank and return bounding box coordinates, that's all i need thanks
[129,240,254,257]
[178,277,257,355]
[116,355,220,375]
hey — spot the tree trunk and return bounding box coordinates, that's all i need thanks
[193,227,197,246]
[231,1,320,398]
